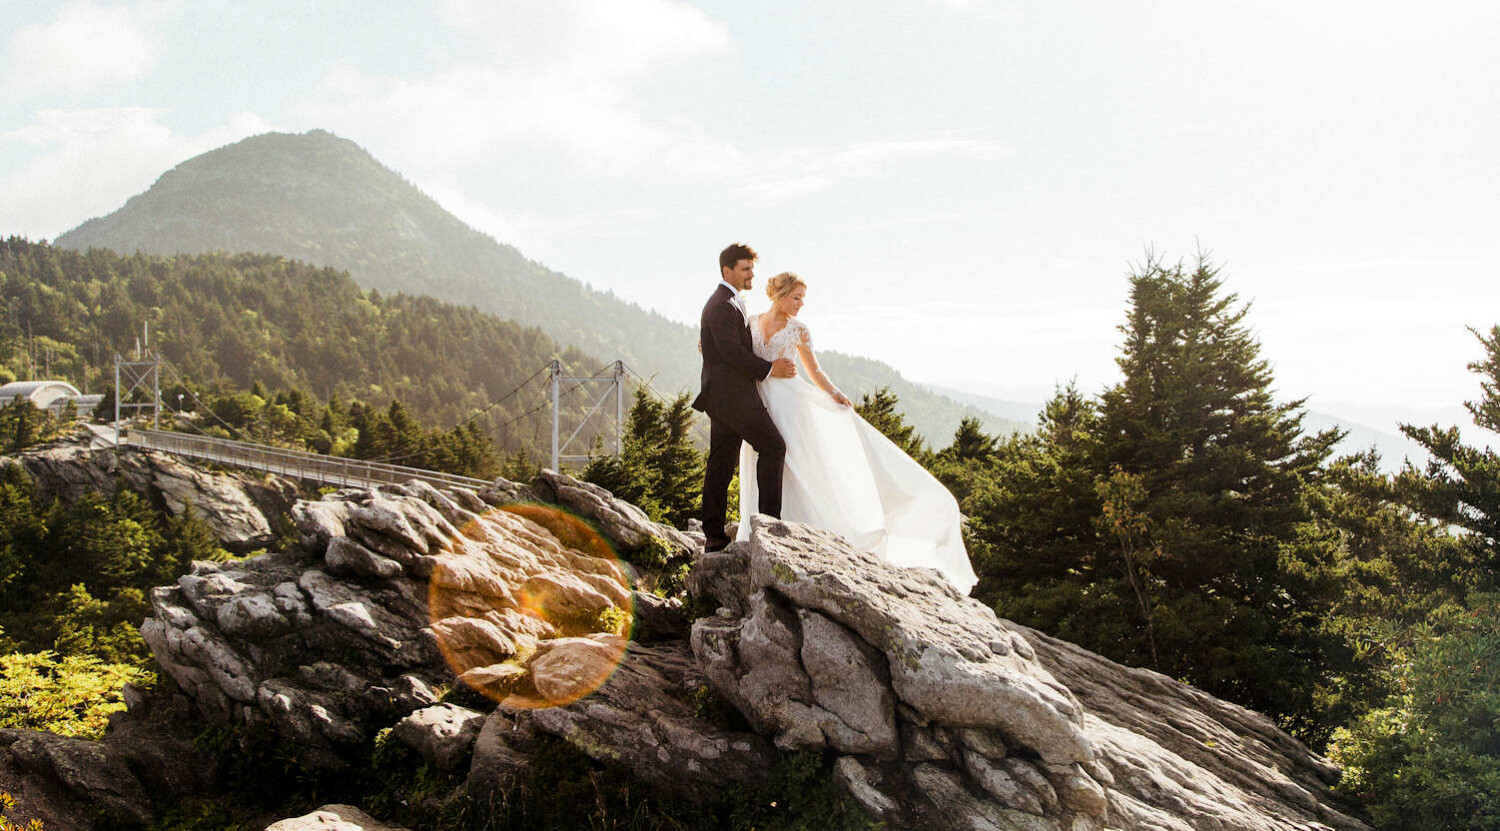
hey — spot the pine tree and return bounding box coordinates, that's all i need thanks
[966,255,1344,730]
[581,388,704,526]
[931,416,1001,503]
[1399,325,1500,569]
[856,387,926,459]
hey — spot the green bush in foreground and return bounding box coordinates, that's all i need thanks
[0,650,150,739]
[1330,594,1500,830]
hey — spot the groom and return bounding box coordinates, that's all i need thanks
[692,243,797,552]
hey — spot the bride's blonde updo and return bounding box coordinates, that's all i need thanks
[766,271,806,303]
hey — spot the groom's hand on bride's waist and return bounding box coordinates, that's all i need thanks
[770,358,797,379]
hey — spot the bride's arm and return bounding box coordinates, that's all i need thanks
[795,328,852,407]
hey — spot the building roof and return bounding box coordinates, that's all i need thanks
[0,380,85,403]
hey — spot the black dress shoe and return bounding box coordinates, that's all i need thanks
[704,538,730,553]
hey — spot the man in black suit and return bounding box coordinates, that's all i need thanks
[691,243,798,552]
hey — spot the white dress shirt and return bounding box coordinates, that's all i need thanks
[718,279,747,322]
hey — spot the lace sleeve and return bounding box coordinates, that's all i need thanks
[794,318,812,351]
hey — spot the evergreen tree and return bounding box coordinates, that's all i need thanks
[930,416,1001,503]
[856,387,926,460]
[966,383,1105,619]
[582,388,704,526]
[1398,325,1500,569]
[968,255,1344,731]
[1326,326,1500,827]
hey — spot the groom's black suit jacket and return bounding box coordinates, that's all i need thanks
[691,284,773,418]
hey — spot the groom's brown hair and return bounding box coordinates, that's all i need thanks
[719,243,757,273]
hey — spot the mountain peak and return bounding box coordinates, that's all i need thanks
[54,129,1011,443]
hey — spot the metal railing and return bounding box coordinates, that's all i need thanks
[121,428,494,492]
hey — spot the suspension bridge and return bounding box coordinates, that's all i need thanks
[94,351,695,490]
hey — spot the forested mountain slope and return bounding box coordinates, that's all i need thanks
[54,129,1020,442]
[0,238,595,450]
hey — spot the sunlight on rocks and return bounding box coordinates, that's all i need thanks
[428,502,633,709]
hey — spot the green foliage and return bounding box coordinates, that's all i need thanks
[1330,595,1500,830]
[0,792,45,831]
[582,388,704,527]
[0,469,228,666]
[0,650,149,739]
[0,236,602,459]
[0,399,71,454]
[856,387,927,461]
[499,448,541,483]
[142,801,253,831]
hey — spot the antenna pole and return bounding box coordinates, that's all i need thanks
[549,360,561,471]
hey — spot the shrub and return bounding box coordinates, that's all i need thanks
[0,650,150,739]
[1330,594,1500,829]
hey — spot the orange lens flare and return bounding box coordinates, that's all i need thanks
[428,503,633,709]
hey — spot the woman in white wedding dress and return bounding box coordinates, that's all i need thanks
[736,272,978,595]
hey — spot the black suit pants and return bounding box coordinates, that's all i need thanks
[701,404,785,546]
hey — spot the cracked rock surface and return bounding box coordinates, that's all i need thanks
[0,444,1372,831]
[690,515,1370,831]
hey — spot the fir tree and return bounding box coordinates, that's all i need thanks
[1399,325,1500,568]
[856,387,926,459]
[968,255,1344,731]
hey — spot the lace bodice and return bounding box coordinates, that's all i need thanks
[749,314,812,363]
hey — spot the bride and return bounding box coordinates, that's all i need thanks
[736,272,978,595]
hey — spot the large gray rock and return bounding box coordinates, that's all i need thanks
[0,691,219,831]
[390,704,485,773]
[691,516,1371,831]
[264,804,407,831]
[0,729,151,826]
[142,483,639,767]
[7,436,294,550]
[530,469,697,560]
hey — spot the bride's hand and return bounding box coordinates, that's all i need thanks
[832,390,852,407]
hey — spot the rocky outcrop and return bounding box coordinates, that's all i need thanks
[0,446,1371,830]
[5,435,295,551]
[136,474,770,801]
[529,469,697,561]
[690,515,1370,831]
[0,689,219,831]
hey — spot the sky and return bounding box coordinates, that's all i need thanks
[2,0,1498,437]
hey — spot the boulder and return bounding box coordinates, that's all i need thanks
[0,689,219,831]
[264,804,407,830]
[9,438,291,550]
[389,704,486,773]
[690,515,1371,831]
[141,484,637,770]
[530,469,696,559]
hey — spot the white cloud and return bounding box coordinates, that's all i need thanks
[305,61,745,177]
[300,2,1000,208]
[0,108,274,238]
[3,2,163,96]
[299,0,743,179]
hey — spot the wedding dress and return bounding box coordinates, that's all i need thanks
[736,314,978,594]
